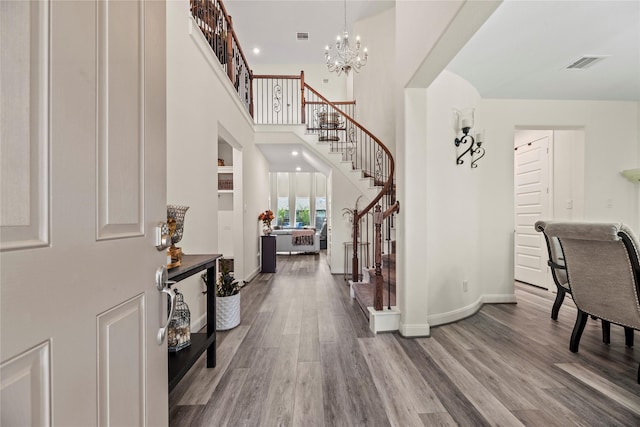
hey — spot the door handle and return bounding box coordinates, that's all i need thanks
[157,287,176,345]
[155,222,172,250]
[155,265,177,345]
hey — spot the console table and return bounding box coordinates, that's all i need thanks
[167,254,221,392]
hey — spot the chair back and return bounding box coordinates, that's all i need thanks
[535,220,568,289]
[545,222,640,330]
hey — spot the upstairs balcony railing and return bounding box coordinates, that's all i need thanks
[190,0,253,114]
[190,0,399,312]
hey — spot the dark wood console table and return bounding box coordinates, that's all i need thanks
[167,254,221,392]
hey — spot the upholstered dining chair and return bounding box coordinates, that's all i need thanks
[544,221,640,382]
[535,220,571,320]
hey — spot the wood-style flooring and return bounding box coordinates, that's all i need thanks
[169,253,640,426]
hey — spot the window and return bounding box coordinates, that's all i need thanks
[315,197,326,229]
[295,197,310,227]
[277,197,289,226]
[276,173,290,226]
[270,172,327,229]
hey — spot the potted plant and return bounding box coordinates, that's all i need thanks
[203,259,241,330]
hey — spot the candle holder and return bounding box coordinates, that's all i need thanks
[165,205,189,268]
[453,108,485,168]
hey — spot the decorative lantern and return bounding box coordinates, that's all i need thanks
[167,288,191,352]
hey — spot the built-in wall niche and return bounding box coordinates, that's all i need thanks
[218,140,234,200]
[218,142,233,167]
[217,139,236,260]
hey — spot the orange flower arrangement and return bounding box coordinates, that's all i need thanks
[258,209,274,228]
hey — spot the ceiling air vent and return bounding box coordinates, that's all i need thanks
[565,55,607,70]
[296,32,309,41]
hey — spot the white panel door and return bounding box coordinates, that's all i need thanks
[514,134,550,288]
[1,1,168,426]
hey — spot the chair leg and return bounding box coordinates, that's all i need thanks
[570,310,589,353]
[601,320,611,344]
[637,363,640,384]
[625,327,634,347]
[551,287,566,320]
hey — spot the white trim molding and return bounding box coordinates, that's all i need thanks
[427,293,517,327]
[399,322,431,338]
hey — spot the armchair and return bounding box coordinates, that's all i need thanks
[544,221,640,382]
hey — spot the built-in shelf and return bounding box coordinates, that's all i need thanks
[218,166,234,192]
[621,168,640,183]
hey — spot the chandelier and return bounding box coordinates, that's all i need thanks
[324,0,368,76]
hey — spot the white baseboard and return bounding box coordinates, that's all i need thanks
[427,293,517,327]
[244,266,260,283]
[368,306,401,334]
[483,294,518,304]
[399,322,431,337]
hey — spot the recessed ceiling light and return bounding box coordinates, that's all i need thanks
[291,151,298,156]
[296,167,301,171]
[253,47,260,54]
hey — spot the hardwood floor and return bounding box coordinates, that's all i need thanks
[169,253,640,426]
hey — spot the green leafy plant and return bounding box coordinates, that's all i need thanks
[277,207,288,224]
[216,261,240,297]
[201,259,239,297]
[296,208,310,225]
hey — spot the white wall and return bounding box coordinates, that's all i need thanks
[167,1,269,329]
[353,8,396,154]
[552,130,586,221]
[482,99,640,233]
[328,169,371,275]
[393,1,502,336]
[423,71,516,326]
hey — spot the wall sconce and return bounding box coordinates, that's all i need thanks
[454,108,485,168]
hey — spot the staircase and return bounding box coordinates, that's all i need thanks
[190,0,400,331]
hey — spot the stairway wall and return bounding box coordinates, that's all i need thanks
[167,1,270,329]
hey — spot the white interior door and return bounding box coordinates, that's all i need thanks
[1,1,168,426]
[514,132,551,288]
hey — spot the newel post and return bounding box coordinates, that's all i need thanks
[373,205,383,311]
[226,16,234,83]
[300,70,306,124]
[352,209,359,283]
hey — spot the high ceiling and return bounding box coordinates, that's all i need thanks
[223,0,640,172]
[446,0,640,101]
[225,0,394,66]
[226,0,640,101]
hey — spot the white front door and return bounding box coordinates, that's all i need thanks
[1,1,168,425]
[514,132,551,288]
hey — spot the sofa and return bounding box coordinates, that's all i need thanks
[271,228,320,254]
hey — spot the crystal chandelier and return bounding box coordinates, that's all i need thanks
[324,0,368,76]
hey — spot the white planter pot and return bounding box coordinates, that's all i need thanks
[216,292,240,331]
